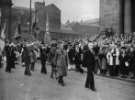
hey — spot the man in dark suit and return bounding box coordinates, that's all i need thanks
[40,44,47,74]
[74,44,84,73]
[23,46,31,76]
[5,42,11,72]
[83,45,96,91]
[10,44,16,69]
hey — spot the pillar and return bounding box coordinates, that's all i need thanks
[8,6,12,40]
[119,0,124,34]
[131,0,135,32]
[124,0,132,33]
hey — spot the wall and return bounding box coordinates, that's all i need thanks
[100,0,121,33]
[35,2,46,31]
[45,4,61,30]
[0,4,12,39]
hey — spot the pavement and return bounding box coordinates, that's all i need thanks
[0,62,135,100]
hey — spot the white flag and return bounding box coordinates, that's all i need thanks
[0,38,5,51]
[14,26,19,38]
[1,22,6,39]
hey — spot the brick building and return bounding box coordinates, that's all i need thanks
[100,0,135,34]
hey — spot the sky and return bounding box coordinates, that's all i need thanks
[12,0,99,23]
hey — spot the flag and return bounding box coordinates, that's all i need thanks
[1,22,6,40]
[0,38,5,51]
[14,26,19,38]
[46,13,49,33]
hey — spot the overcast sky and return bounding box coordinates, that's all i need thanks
[12,0,99,23]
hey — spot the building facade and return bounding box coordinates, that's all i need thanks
[12,7,32,33]
[49,29,81,40]
[45,4,61,30]
[35,2,46,31]
[100,0,135,34]
[35,3,61,31]
[0,0,12,40]
[35,2,80,41]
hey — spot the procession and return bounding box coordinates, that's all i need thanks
[1,31,135,88]
[0,0,135,100]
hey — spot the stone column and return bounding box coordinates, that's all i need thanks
[119,0,124,34]
[124,0,132,33]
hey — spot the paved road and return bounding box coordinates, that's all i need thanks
[0,63,135,100]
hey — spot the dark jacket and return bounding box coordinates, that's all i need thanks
[130,50,135,70]
[40,47,47,62]
[22,47,31,65]
[83,49,95,71]
[4,45,11,60]
[68,47,76,64]
[120,54,128,68]
[74,47,82,64]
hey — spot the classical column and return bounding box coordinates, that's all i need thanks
[119,0,124,34]
[8,6,12,40]
[124,0,132,33]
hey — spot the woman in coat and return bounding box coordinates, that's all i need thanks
[55,42,68,86]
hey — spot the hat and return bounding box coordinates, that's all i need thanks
[75,42,79,45]
[51,42,57,47]
[41,41,44,44]
[83,45,89,51]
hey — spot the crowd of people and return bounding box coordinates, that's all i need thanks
[0,39,97,91]
[0,31,135,92]
[93,32,135,79]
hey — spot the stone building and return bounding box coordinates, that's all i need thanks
[35,3,61,31]
[9,6,36,41]
[11,7,32,34]
[0,0,12,40]
[35,2,80,41]
[100,0,135,34]
[49,29,81,40]
[45,4,61,30]
[35,2,46,31]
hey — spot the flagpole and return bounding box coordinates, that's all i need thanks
[29,0,32,34]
